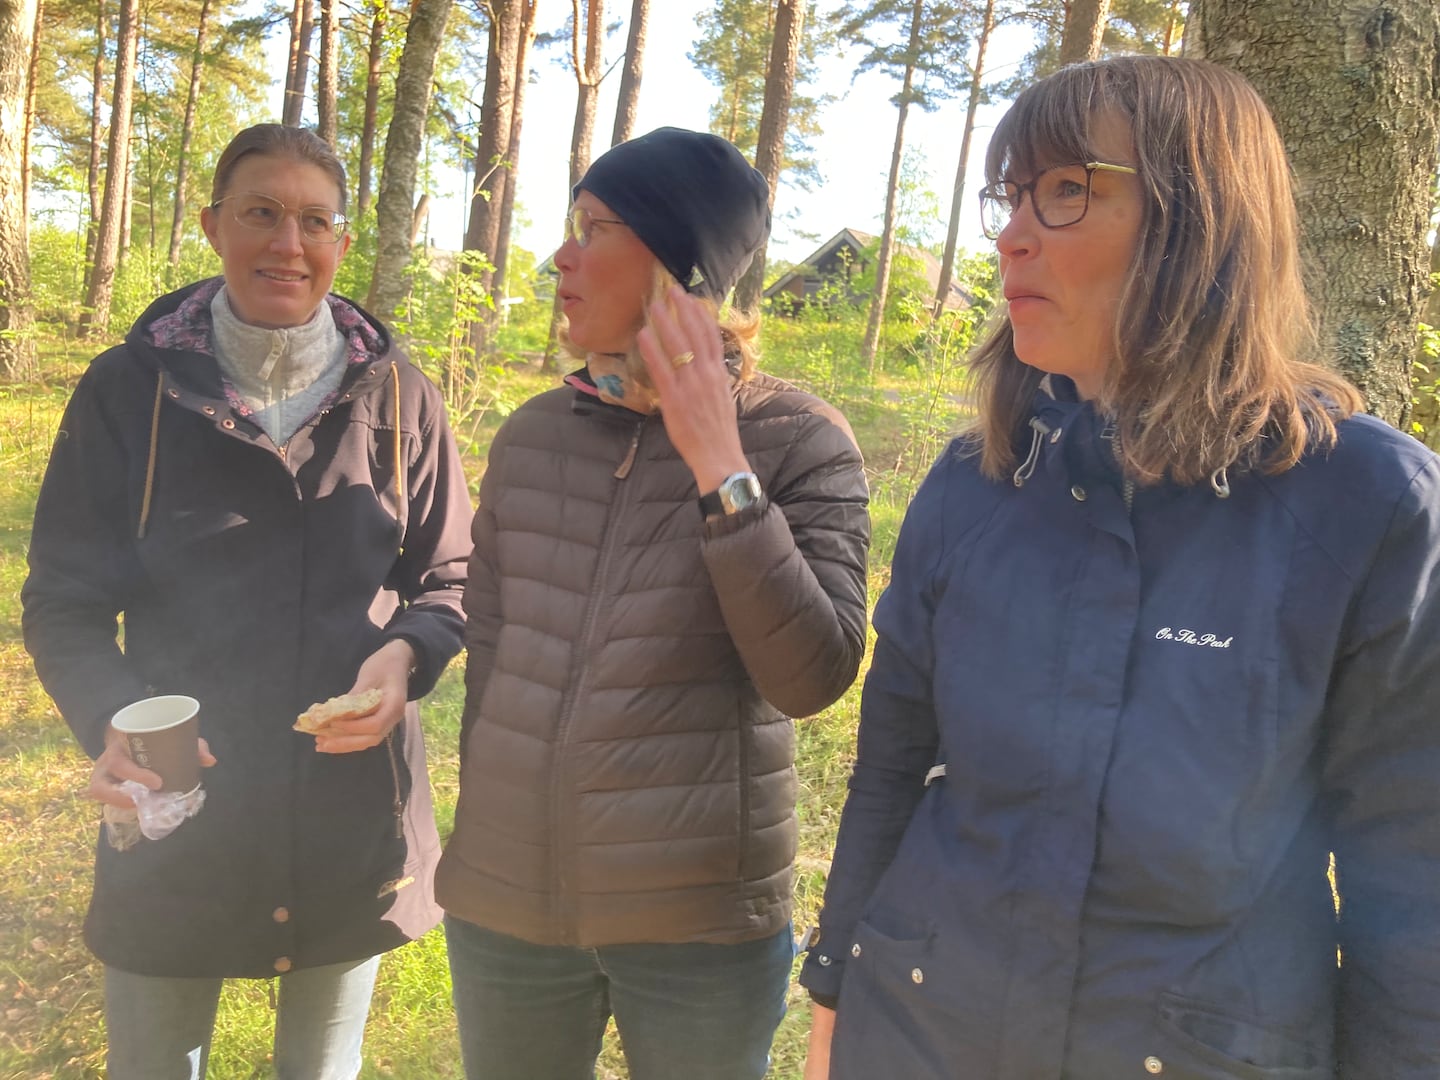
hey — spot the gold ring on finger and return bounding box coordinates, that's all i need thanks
[671,351,695,369]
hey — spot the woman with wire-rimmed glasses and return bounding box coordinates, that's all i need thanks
[799,55,1440,1079]
[23,123,472,1079]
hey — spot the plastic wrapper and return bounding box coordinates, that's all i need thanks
[103,780,206,850]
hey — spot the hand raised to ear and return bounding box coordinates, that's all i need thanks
[636,286,750,493]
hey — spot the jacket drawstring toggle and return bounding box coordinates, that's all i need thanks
[1013,417,1052,488]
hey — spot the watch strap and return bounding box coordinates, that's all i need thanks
[697,488,726,518]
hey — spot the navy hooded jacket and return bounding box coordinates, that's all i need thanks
[800,385,1440,1079]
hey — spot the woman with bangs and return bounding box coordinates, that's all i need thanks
[799,56,1440,1079]
[435,127,870,1079]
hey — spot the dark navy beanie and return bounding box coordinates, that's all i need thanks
[574,127,771,304]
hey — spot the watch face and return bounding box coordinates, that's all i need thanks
[721,472,762,513]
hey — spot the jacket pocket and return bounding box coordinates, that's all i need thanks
[831,916,1000,1078]
[1153,991,1330,1080]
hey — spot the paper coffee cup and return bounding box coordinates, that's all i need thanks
[111,695,202,793]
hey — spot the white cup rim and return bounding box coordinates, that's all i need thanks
[111,694,200,734]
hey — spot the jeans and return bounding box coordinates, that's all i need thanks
[445,915,794,1080]
[104,955,382,1080]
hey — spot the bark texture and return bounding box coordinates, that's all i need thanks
[933,0,994,316]
[84,0,103,271]
[168,0,210,269]
[356,0,388,215]
[462,0,524,353]
[80,0,137,338]
[366,0,454,320]
[860,0,923,371]
[1189,0,1440,425]
[316,0,337,145]
[0,0,37,379]
[544,0,606,366]
[21,0,37,221]
[492,0,538,316]
[611,0,648,145]
[282,0,312,126]
[733,0,805,314]
[568,0,604,186]
[1058,0,1111,63]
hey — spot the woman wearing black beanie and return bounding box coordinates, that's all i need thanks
[435,127,871,1079]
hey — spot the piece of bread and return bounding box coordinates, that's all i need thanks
[293,688,383,734]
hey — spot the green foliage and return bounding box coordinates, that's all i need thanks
[1410,307,1440,450]
[689,0,833,191]
[832,0,974,112]
[1002,0,1187,92]
[27,221,220,339]
[388,247,532,459]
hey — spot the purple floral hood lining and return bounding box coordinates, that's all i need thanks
[143,278,388,419]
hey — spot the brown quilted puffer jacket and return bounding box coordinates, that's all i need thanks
[435,370,870,946]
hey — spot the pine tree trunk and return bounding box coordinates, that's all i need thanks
[1058,0,1110,63]
[1188,0,1440,425]
[611,0,648,145]
[0,0,37,380]
[1161,0,1183,54]
[85,0,104,274]
[366,0,453,321]
[860,0,923,373]
[168,0,210,271]
[316,0,337,145]
[933,0,994,317]
[21,0,38,222]
[733,0,804,314]
[356,0,388,216]
[545,0,605,367]
[569,0,604,186]
[462,0,523,354]
[121,148,132,253]
[283,0,312,126]
[80,0,137,338]
[492,0,537,320]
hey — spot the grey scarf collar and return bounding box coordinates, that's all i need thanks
[210,286,348,444]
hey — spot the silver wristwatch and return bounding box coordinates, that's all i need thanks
[698,471,763,518]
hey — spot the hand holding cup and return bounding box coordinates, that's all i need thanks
[93,696,215,808]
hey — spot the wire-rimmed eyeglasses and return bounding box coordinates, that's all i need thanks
[978,161,1138,240]
[562,205,626,249]
[211,192,349,244]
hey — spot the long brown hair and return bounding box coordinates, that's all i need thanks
[967,56,1362,486]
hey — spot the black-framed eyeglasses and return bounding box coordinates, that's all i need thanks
[978,161,1138,240]
[211,192,349,244]
[563,205,626,249]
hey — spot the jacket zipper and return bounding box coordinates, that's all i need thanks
[384,730,404,839]
[549,418,645,942]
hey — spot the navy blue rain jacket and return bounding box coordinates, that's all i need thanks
[800,385,1440,1079]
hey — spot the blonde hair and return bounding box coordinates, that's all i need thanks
[562,264,761,410]
[967,56,1362,487]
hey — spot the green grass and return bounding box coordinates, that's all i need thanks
[0,319,970,1079]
